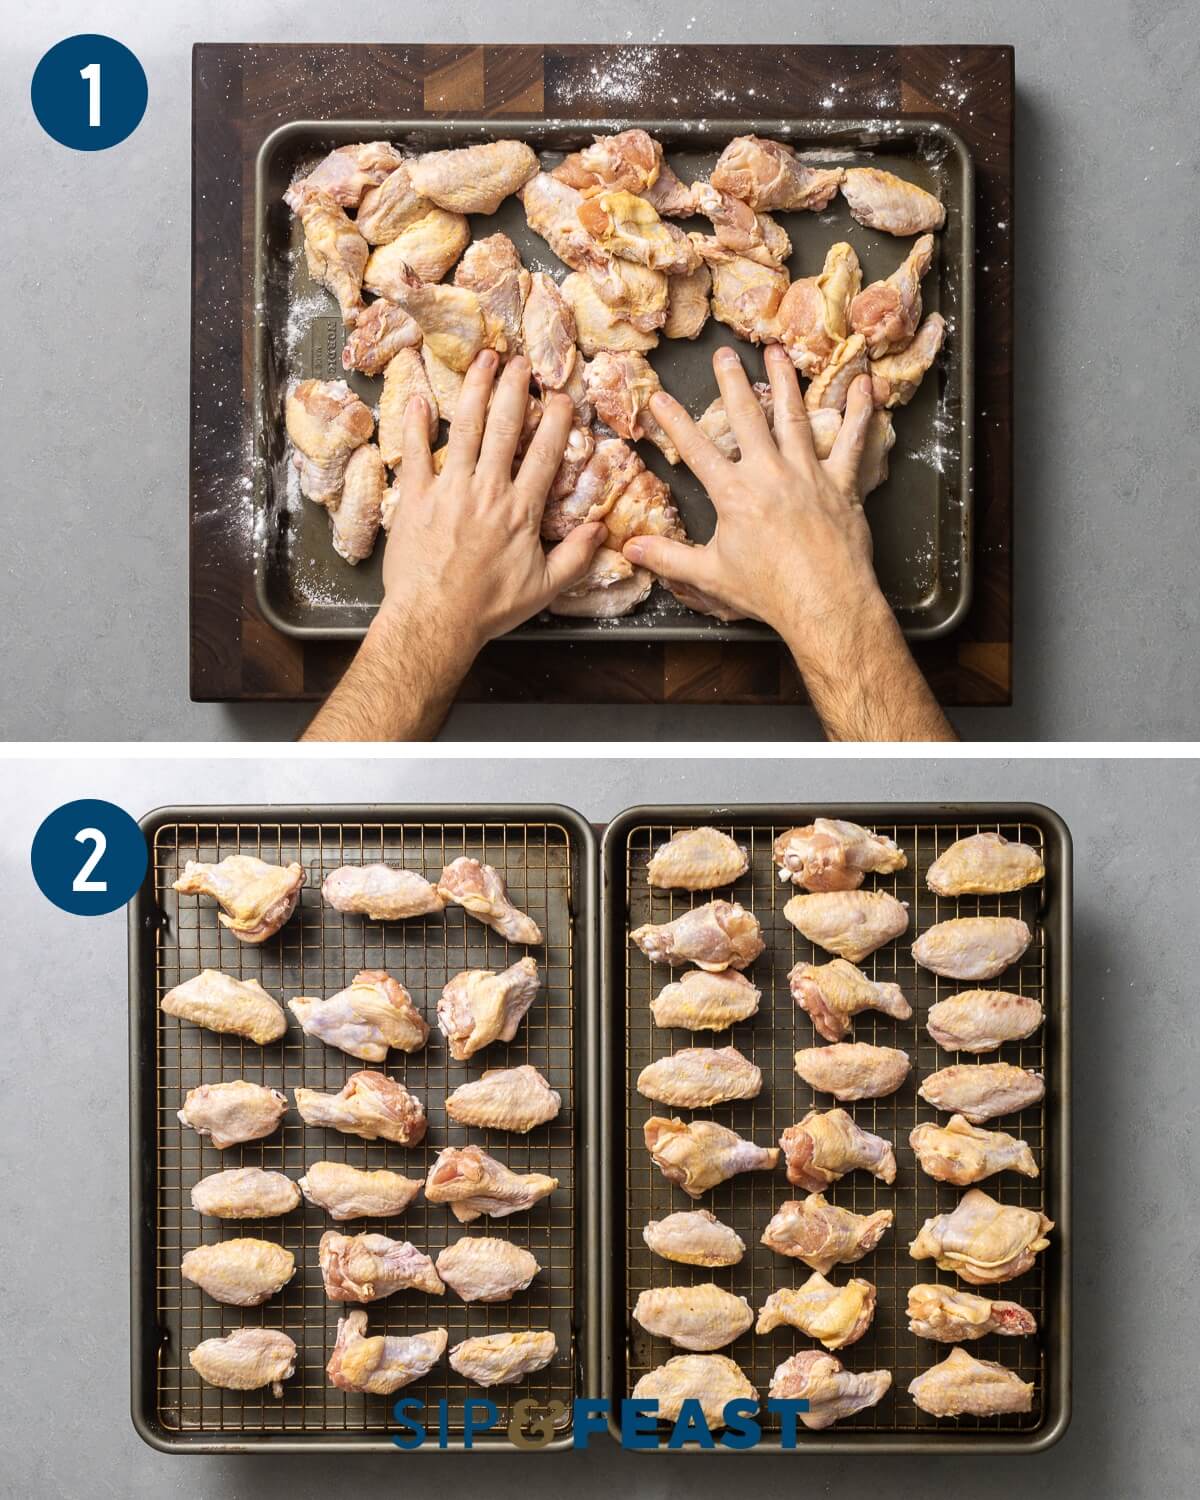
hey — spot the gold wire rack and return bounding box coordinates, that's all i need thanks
[615,811,1065,1443]
[137,813,583,1446]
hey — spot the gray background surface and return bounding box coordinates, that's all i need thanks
[1,754,1197,1496]
[1,2,1198,741]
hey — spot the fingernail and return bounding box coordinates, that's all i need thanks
[649,390,674,413]
[624,541,645,563]
[716,347,739,366]
[767,342,788,361]
[476,349,497,370]
[407,395,425,415]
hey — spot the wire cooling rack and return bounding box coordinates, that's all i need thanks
[608,807,1069,1449]
[132,810,588,1449]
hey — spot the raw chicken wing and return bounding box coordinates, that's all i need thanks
[330,442,384,563]
[435,1238,540,1302]
[285,379,374,506]
[378,345,438,465]
[577,191,699,274]
[869,312,946,407]
[806,407,897,497]
[161,970,287,1044]
[756,1273,876,1350]
[548,548,654,618]
[444,1064,562,1132]
[522,271,578,392]
[285,142,403,211]
[773,817,906,891]
[926,990,1043,1051]
[711,137,844,211]
[849,234,935,357]
[631,900,764,971]
[294,1070,427,1144]
[643,1210,746,1267]
[437,858,543,944]
[784,890,909,962]
[288,969,429,1060]
[688,181,792,267]
[190,1328,297,1397]
[910,1115,1038,1185]
[173,855,305,945]
[696,384,774,460]
[298,1161,423,1220]
[631,1355,756,1427]
[424,1145,558,1222]
[804,334,869,412]
[768,1350,891,1429]
[321,864,446,920]
[913,916,1032,980]
[840,166,945,235]
[178,1081,287,1150]
[647,827,748,890]
[909,1187,1053,1284]
[649,968,761,1030]
[520,172,607,271]
[602,470,685,551]
[328,1312,447,1394]
[437,957,541,1060]
[662,263,711,339]
[561,271,659,355]
[181,1239,296,1306]
[355,163,431,244]
[583,351,680,463]
[637,1046,762,1108]
[633,1283,753,1351]
[449,1330,557,1386]
[774,243,862,376]
[908,1347,1032,1416]
[583,256,669,332]
[191,1168,300,1220]
[378,263,485,370]
[341,299,422,375]
[907,1284,1037,1342]
[319,1231,444,1300]
[408,140,538,215]
[926,832,1045,895]
[780,1108,896,1191]
[553,130,663,196]
[918,1062,1045,1123]
[789,959,911,1042]
[291,187,368,323]
[362,208,472,291]
[541,437,644,539]
[454,232,530,353]
[761,1194,893,1274]
[700,246,789,344]
[794,1042,911,1101]
[643,160,696,216]
[643,1116,779,1196]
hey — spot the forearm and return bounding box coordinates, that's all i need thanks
[781,594,956,743]
[301,604,479,742]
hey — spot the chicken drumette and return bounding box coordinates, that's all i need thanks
[756,1273,876,1350]
[436,859,543,944]
[780,1108,897,1191]
[294,1070,427,1145]
[327,1314,448,1395]
[789,959,912,1042]
[644,1116,779,1196]
[424,1146,558,1222]
[761,1194,893,1274]
[631,900,764,972]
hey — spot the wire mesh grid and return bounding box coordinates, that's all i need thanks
[619,814,1056,1439]
[146,816,578,1441]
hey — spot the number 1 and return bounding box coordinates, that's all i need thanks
[73,827,108,891]
[80,62,100,127]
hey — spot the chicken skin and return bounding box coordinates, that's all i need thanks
[424,1145,558,1223]
[285,379,375,506]
[329,442,384,564]
[926,990,1044,1052]
[632,1357,756,1428]
[644,1116,779,1197]
[784,890,909,962]
[926,832,1046,896]
[341,299,422,376]
[321,864,446,921]
[181,1239,296,1306]
[849,234,935,358]
[542,437,644,539]
[789,959,912,1042]
[190,1328,297,1397]
[631,900,764,972]
[577,191,699,275]
[649,968,762,1030]
[910,1114,1038,1185]
[774,243,862,376]
[548,548,654,618]
[908,1347,1033,1417]
[806,407,897,498]
[361,206,473,290]
[298,1161,423,1220]
[637,1046,762,1108]
[355,162,431,245]
[912,916,1032,981]
[688,182,792,267]
[794,1042,911,1101]
[319,1231,444,1300]
[294,1070,427,1145]
[602,469,686,551]
[780,1108,897,1191]
[584,256,670,333]
[907,1284,1037,1342]
[408,140,538,215]
[378,345,438,464]
[449,1330,557,1387]
[662,263,711,339]
[768,1350,891,1429]
[700,246,790,344]
[583,351,679,464]
[444,1064,562,1132]
[521,269,578,393]
[289,970,429,1061]
[642,1210,746,1267]
[633,1283,754,1351]
[435,1238,540,1302]
[643,159,696,216]
[711,136,844,211]
[869,312,946,407]
[804,334,870,413]
[773,818,907,893]
[437,858,543,944]
[910,1188,1053,1284]
[285,142,404,211]
[561,271,659,355]
[520,172,606,272]
[190,1168,301,1220]
[841,166,945,236]
[291,186,368,323]
[918,1063,1045,1123]
[647,827,749,891]
[327,1313,447,1394]
[454,232,530,354]
[377,263,485,370]
[761,1194,893,1274]
[178,1081,287,1150]
[161,971,288,1045]
[554,129,664,196]
[437,957,541,1061]
[420,343,466,421]
[173,855,305,945]
[756,1273,876,1350]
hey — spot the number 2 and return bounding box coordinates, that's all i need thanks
[73,827,107,891]
[80,62,100,127]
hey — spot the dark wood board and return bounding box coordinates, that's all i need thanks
[191,42,1013,708]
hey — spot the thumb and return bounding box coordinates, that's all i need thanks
[621,534,713,587]
[543,521,607,599]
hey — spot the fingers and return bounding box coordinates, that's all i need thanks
[516,390,574,507]
[443,349,498,473]
[712,346,774,459]
[622,534,721,599]
[827,374,874,489]
[764,343,817,469]
[646,390,731,495]
[401,395,434,486]
[478,354,533,477]
[542,521,607,600]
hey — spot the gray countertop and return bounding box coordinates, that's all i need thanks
[1,754,1196,1495]
[2,0,1199,741]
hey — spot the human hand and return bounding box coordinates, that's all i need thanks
[378,349,605,659]
[622,344,891,674]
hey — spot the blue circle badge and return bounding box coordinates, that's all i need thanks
[32,799,149,916]
[31,35,147,151]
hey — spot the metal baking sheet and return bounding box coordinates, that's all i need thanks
[600,804,1070,1452]
[254,117,973,643]
[129,805,598,1452]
